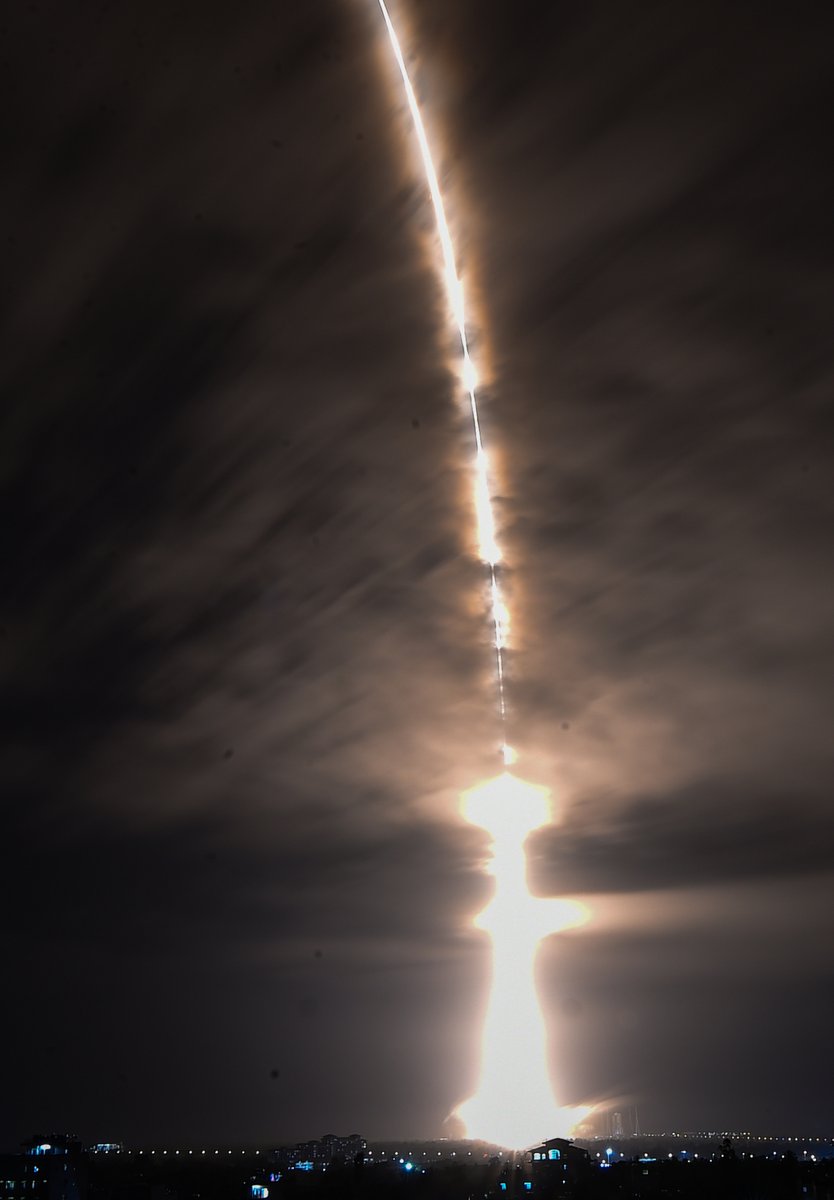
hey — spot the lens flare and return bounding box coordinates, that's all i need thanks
[376,1,592,1149]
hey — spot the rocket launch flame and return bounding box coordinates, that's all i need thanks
[375,0,593,1149]
[456,773,591,1148]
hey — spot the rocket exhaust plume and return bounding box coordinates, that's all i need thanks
[375,0,592,1148]
[456,773,590,1147]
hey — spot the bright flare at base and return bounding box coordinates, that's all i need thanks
[455,774,591,1148]
[376,1,592,1149]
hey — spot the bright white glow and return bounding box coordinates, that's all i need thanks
[462,352,478,396]
[455,773,591,1148]
[474,450,501,567]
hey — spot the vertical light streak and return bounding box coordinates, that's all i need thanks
[376,0,508,739]
[456,774,591,1148]
[376,0,593,1149]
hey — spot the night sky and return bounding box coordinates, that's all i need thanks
[2,0,834,1149]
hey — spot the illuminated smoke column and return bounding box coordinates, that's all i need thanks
[375,0,508,744]
[376,0,591,1148]
[457,774,590,1147]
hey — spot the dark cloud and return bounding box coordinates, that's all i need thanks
[2,0,833,1148]
[530,781,834,895]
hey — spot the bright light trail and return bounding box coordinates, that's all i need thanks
[376,0,593,1148]
[376,0,508,739]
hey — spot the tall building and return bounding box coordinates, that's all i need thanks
[9,1136,88,1200]
[528,1139,591,1191]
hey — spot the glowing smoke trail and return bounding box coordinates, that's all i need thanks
[376,0,592,1148]
[375,0,509,749]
